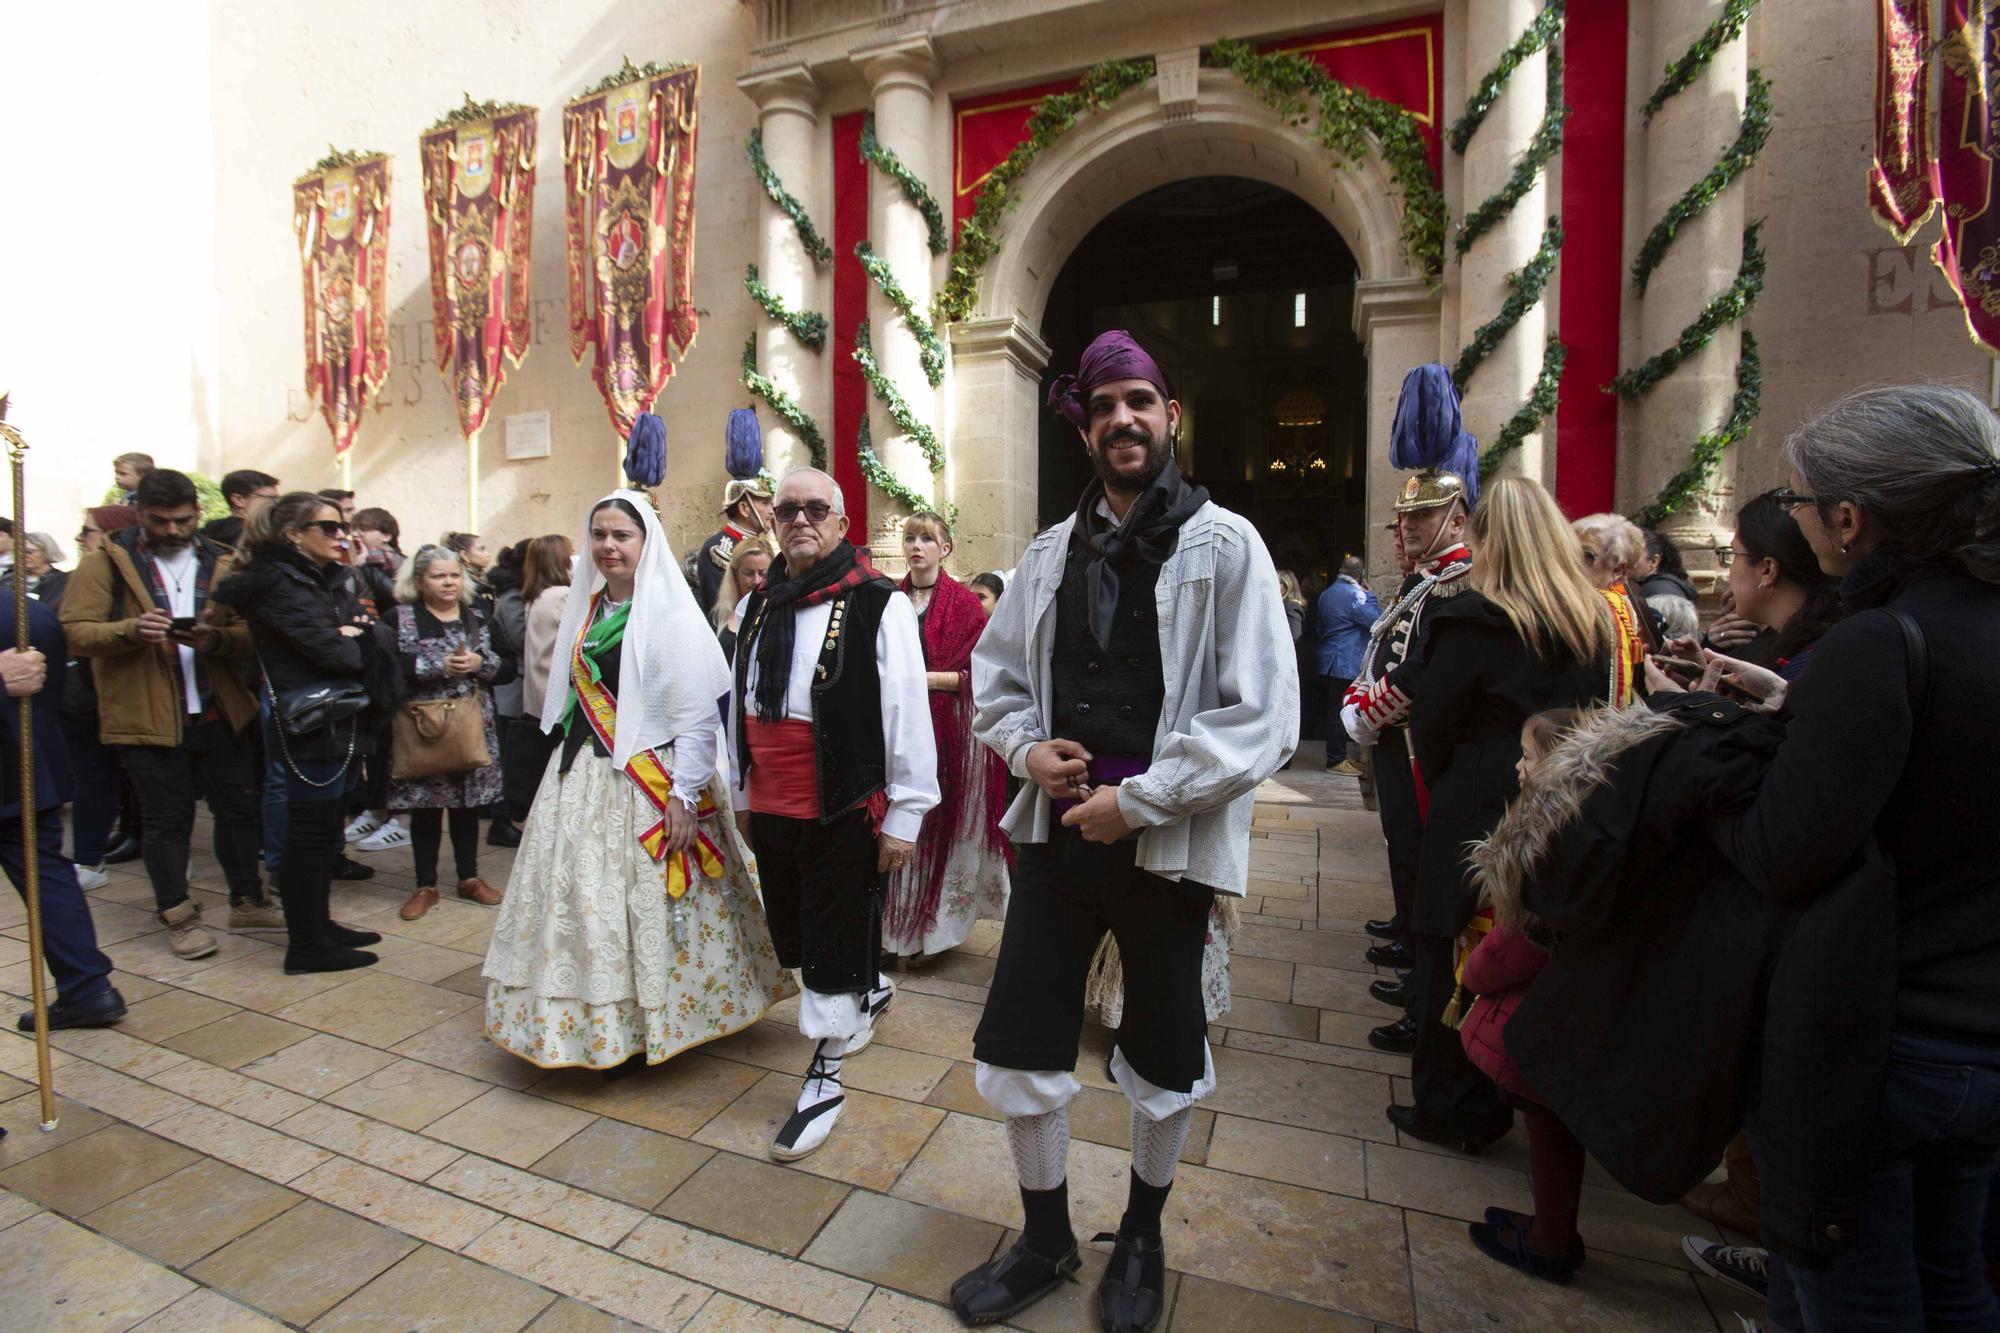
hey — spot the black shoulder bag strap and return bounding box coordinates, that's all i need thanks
[1887,608,1930,722]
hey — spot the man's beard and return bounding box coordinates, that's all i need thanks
[1090,426,1171,496]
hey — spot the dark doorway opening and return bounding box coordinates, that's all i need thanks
[1037,176,1368,590]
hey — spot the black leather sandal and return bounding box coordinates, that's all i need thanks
[1094,1230,1166,1332]
[949,1236,1081,1326]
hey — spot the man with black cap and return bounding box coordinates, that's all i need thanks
[695,478,774,615]
[952,330,1297,1331]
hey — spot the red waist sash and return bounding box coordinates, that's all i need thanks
[746,718,820,820]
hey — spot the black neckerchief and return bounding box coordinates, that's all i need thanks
[1071,458,1209,647]
[752,541,889,723]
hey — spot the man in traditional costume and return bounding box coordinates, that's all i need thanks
[951,331,1296,1331]
[696,478,774,615]
[1343,364,1511,1153]
[730,467,938,1161]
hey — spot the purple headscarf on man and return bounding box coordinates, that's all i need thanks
[1046,329,1170,431]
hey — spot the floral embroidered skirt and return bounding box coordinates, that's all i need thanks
[482,745,795,1069]
[880,750,1011,959]
[1085,895,1236,1029]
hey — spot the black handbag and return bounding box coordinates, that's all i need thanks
[269,678,371,736]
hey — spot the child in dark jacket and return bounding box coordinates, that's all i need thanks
[1458,707,1589,1284]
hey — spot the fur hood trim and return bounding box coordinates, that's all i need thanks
[1468,705,1682,930]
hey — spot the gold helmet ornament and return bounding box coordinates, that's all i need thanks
[1393,468,1470,515]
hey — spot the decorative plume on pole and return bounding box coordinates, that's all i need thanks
[0,395,57,1131]
[1389,363,1482,510]
[725,407,763,481]
[623,411,666,491]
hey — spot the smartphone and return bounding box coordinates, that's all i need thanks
[169,616,198,636]
[1653,655,1706,686]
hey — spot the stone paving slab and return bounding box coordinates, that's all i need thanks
[0,760,1739,1331]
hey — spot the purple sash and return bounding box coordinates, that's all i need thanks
[1050,751,1150,818]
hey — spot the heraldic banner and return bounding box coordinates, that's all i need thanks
[563,60,701,439]
[1871,0,1938,244]
[421,99,538,447]
[293,152,392,456]
[1934,0,2000,353]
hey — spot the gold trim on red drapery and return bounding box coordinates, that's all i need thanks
[1871,0,1939,243]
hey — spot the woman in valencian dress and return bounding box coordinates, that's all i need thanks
[483,490,793,1072]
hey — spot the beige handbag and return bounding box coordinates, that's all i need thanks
[391,694,491,780]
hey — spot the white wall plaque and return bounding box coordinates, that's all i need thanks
[504,410,552,460]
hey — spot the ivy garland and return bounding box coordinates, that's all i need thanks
[855,242,947,386]
[1211,38,1447,280]
[1635,331,1761,528]
[747,129,834,266]
[744,264,827,352]
[310,145,384,171]
[933,57,1157,323]
[1481,339,1568,477]
[427,95,534,132]
[1631,70,1770,295]
[1447,0,1564,154]
[861,114,948,256]
[740,336,828,470]
[1456,42,1568,257]
[855,416,938,515]
[853,319,944,471]
[577,57,694,101]
[1454,216,1563,392]
[1641,0,1758,125]
[1612,223,1765,398]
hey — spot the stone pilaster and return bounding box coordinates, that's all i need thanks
[854,34,942,558]
[947,315,1050,574]
[1355,277,1446,589]
[737,63,827,477]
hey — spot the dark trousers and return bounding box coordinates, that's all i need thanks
[1,809,113,1005]
[1765,1030,2000,1332]
[118,718,264,910]
[59,714,121,868]
[1408,931,1511,1133]
[410,807,480,887]
[502,716,559,824]
[752,808,881,995]
[1373,728,1420,943]
[1321,676,1354,766]
[275,796,345,953]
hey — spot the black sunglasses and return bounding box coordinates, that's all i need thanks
[774,500,834,524]
[305,520,350,537]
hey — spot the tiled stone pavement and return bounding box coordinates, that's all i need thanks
[0,744,1764,1331]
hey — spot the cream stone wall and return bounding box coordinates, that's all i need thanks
[5,1,1983,580]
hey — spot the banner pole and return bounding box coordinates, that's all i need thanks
[467,434,480,531]
[339,449,352,494]
[0,398,57,1131]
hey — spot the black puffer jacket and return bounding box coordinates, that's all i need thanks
[211,544,392,761]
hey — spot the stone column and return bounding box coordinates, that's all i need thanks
[948,315,1050,574]
[1356,277,1446,589]
[1623,0,1747,551]
[854,35,942,560]
[737,64,827,477]
[1455,0,1551,484]
[1438,0,1469,362]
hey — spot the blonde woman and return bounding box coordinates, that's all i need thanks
[1392,475,1614,1155]
[712,532,775,662]
[1572,511,1654,700]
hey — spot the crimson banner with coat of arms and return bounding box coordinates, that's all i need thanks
[1934,0,2000,353]
[562,61,701,438]
[1871,0,1938,243]
[420,102,538,445]
[293,153,392,455]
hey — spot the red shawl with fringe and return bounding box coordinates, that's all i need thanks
[886,570,1012,942]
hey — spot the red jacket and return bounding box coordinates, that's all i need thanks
[1458,924,1549,1103]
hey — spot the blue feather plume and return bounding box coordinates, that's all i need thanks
[725,408,763,480]
[623,413,666,488]
[1389,363,1481,508]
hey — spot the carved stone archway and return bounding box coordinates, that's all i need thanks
[946,69,1439,576]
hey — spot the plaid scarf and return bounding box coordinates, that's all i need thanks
[751,541,891,724]
[117,527,217,712]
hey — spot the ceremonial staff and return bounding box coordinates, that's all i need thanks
[0,396,57,1130]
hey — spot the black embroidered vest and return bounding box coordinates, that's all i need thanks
[734,582,893,822]
[1050,533,1166,755]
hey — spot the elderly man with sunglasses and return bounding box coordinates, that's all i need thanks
[61,468,279,961]
[728,466,938,1162]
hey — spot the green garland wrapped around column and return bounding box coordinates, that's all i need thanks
[856,242,945,386]
[744,264,827,352]
[1449,0,1568,478]
[741,133,831,463]
[860,115,948,256]
[741,337,827,470]
[1621,0,1769,524]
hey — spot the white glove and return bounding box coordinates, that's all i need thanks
[1342,702,1378,748]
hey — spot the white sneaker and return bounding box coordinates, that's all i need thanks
[344,812,384,841]
[356,819,410,852]
[76,862,109,892]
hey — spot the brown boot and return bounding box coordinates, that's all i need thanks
[1683,1134,1761,1235]
[399,888,440,921]
[456,877,502,906]
[159,900,219,960]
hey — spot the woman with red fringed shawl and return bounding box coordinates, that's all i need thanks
[881,513,1011,964]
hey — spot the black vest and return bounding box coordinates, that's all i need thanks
[1050,534,1166,755]
[734,582,893,822]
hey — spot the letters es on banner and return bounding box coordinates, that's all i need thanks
[293,153,392,456]
[562,62,702,439]
[420,102,538,447]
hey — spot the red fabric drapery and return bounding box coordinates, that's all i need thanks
[1933,2,2000,353]
[1872,0,1940,243]
[293,155,392,457]
[562,66,701,440]
[832,112,870,537]
[420,108,538,446]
